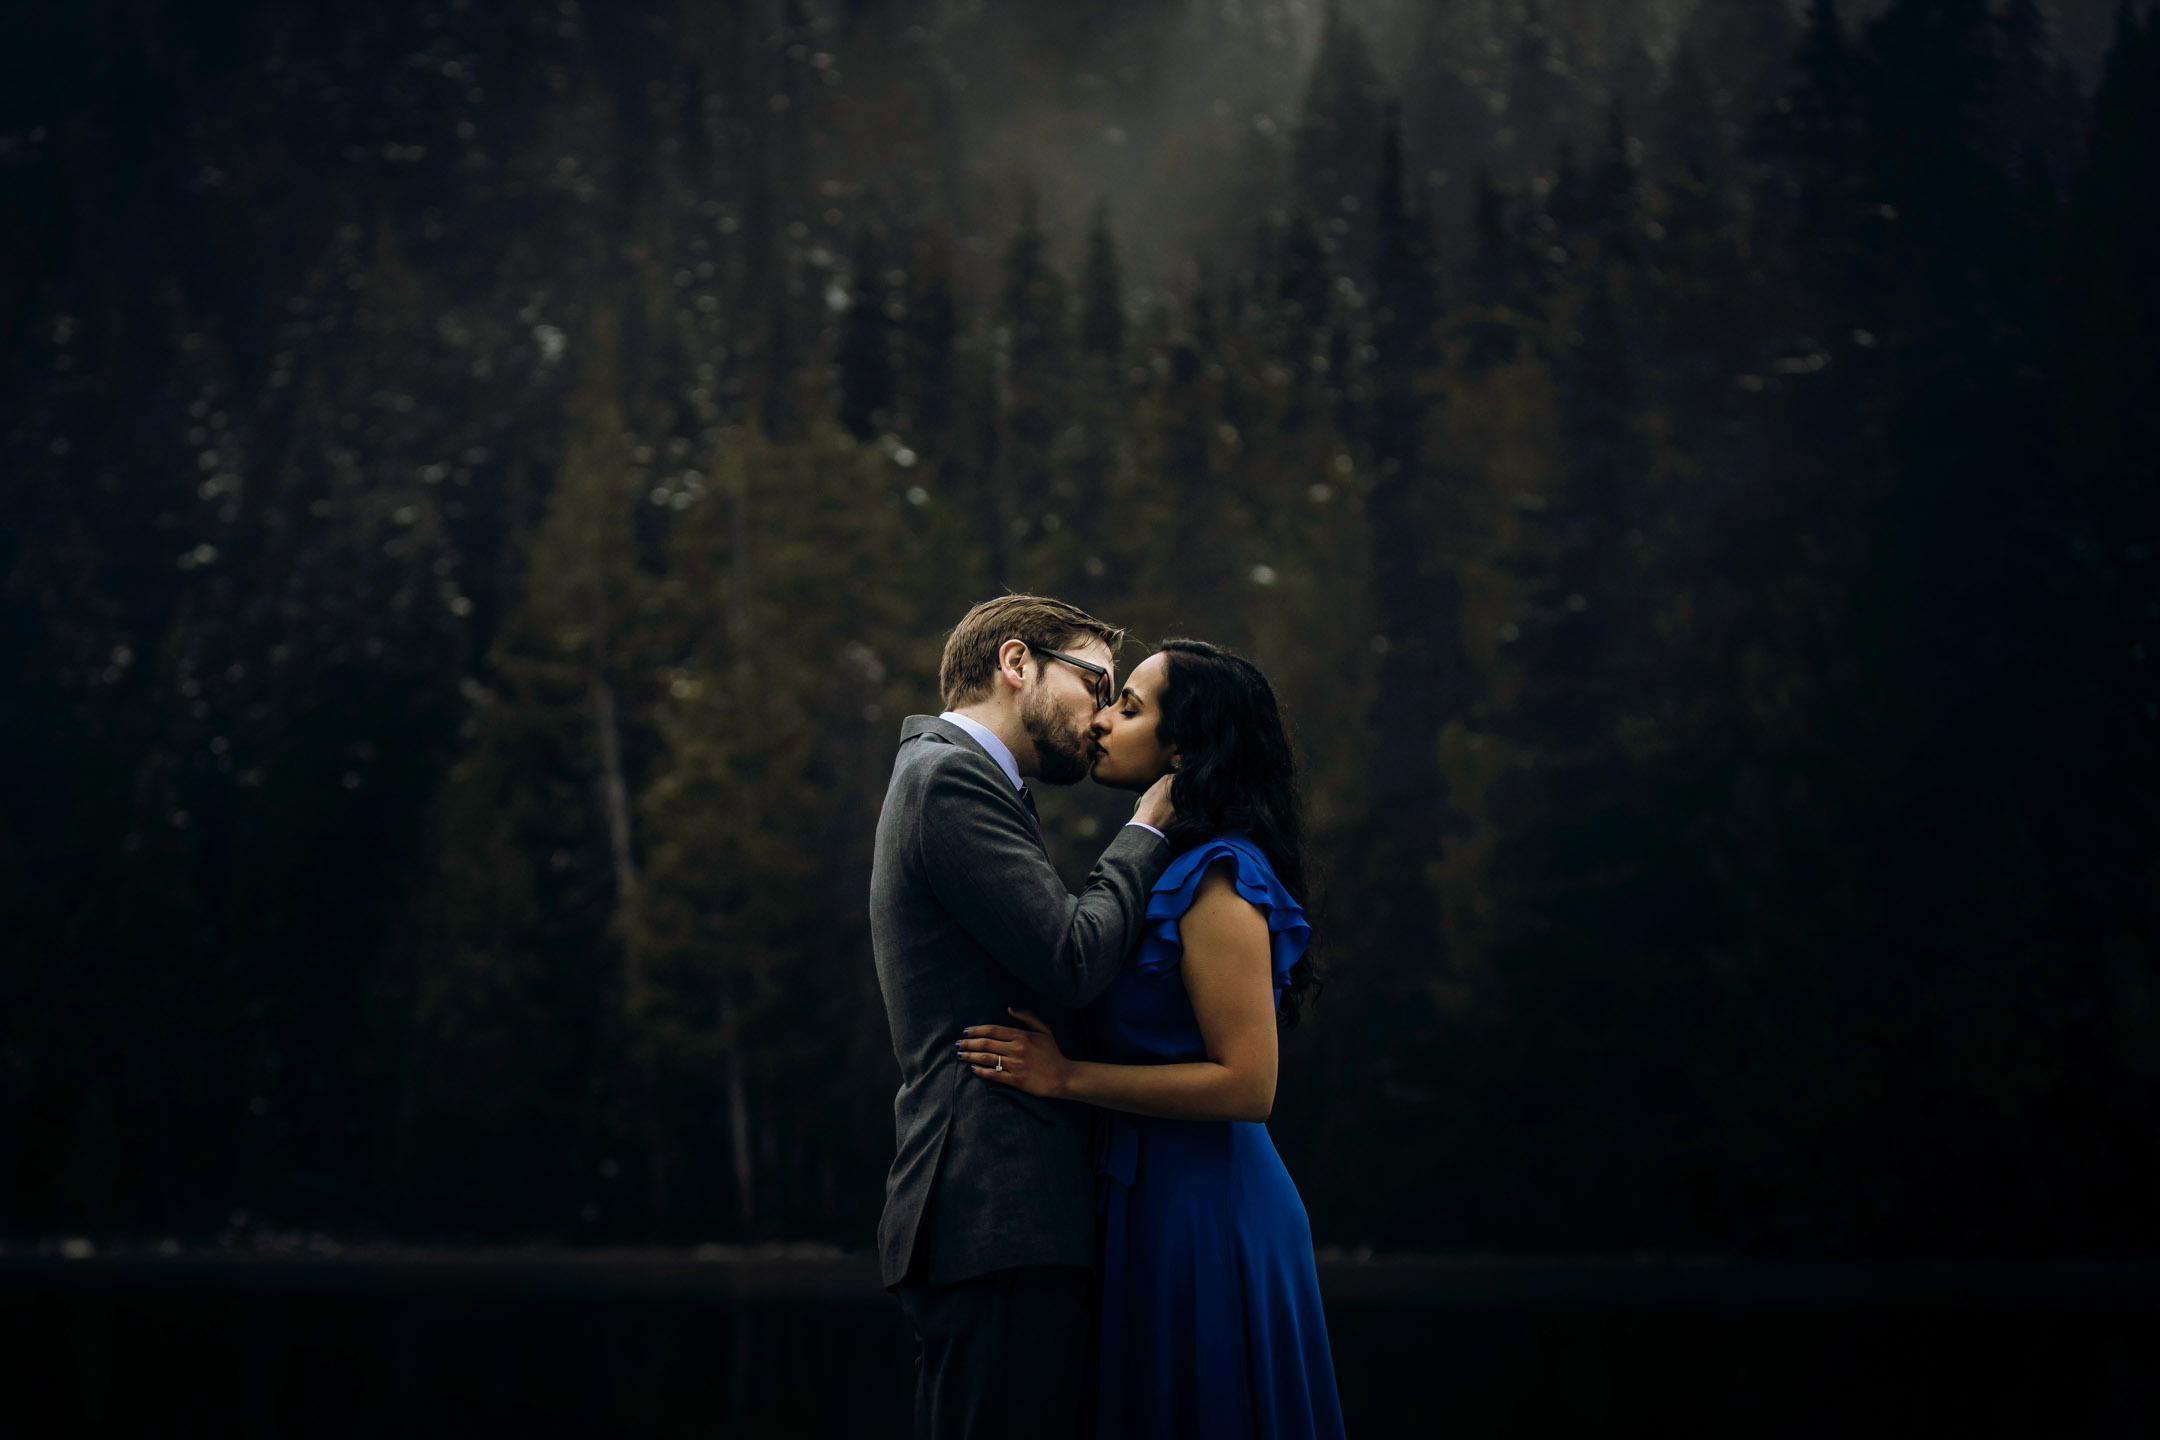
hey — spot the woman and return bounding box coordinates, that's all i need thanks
[957,639,1346,1440]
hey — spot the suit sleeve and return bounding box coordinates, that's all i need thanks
[917,756,1171,1009]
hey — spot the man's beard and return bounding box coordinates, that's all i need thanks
[1021,686,1095,787]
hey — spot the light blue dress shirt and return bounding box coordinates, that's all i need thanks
[938,710,1164,840]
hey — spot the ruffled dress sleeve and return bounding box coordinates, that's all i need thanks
[1139,835,1311,990]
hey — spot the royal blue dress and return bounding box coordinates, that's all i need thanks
[1086,835,1347,1440]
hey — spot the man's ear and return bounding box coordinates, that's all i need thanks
[997,638,1030,690]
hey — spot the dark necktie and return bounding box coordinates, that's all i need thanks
[1018,787,1047,853]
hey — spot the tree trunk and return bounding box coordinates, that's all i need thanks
[588,560,641,982]
[591,657,641,1000]
[993,329,1019,588]
[723,985,756,1229]
[722,446,756,1230]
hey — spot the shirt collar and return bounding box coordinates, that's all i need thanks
[937,710,1024,792]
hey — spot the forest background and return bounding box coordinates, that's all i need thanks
[3,0,2155,1258]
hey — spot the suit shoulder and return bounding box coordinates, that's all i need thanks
[909,735,1005,789]
[911,744,1027,845]
[888,733,999,808]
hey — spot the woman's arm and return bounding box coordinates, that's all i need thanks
[958,859,1279,1123]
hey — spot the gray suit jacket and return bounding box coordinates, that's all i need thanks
[870,714,1170,1288]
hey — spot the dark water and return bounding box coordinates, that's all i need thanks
[7,1257,2159,1437]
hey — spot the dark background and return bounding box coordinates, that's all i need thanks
[3,0,2155,1262]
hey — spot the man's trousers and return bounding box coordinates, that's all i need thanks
[894,1264,1091,1440]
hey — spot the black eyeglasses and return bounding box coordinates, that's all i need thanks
[1025,644,1115,709]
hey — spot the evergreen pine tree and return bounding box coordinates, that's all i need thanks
[1994,0,2087,188]
[1500,190,1651,796]
[1371,107,1442,456]
[1081,204,1127,369]
[1159,305,1236,636]
[1649,43,1731,185]
[995,192,1072,587]
[1062,204,1130,608]
[1295,2,1391,277]
[1402,0,1502,259]
[1464,168,1551,370]
[902,228,960,453]
[1276,210,1335,345]
[2015,0,2160,1248]
[1612,35,1662,139]
[1752,0,1877,358]
[1479,249,1679,1241]
[1360,104,1470,987]
[399,313,661,1232]
[1501,1,1582,183]
[2055,0,2159,866]
[633,420,919,1238]
[1676,0,1800,153]
[838,227,896,441]
[761,282,806,444]
[1644,128,1754,474]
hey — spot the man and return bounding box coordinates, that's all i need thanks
[870,594,1175,1440]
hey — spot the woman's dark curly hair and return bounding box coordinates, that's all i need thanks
[1153,638,1322,1027]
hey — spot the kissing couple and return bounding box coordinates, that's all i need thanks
[870,594,1347,1440]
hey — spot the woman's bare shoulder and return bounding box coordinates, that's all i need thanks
[1185,857,1267,936]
